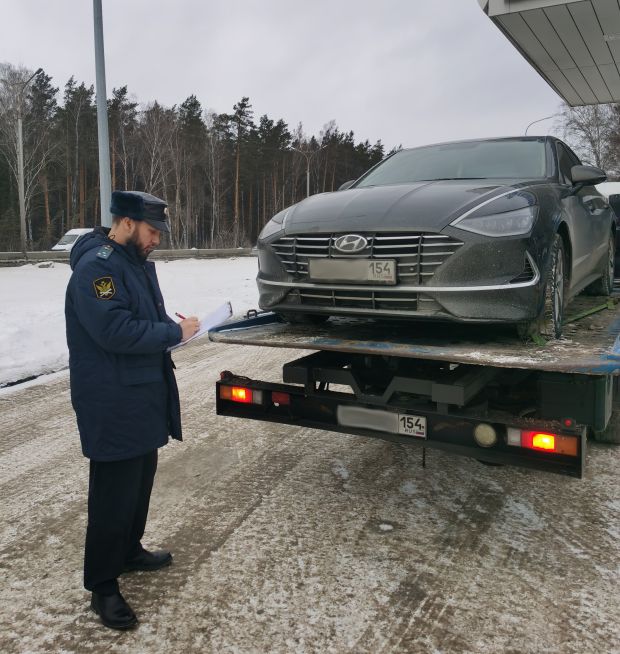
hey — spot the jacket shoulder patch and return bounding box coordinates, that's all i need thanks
[96,245,114,260]
[93,276,116,300]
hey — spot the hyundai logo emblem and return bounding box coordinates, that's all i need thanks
[334,234,368,254]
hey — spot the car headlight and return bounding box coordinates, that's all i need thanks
[258,208,290,240]
[451,205,537,237]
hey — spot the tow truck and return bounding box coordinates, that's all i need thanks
[209,293,620,478]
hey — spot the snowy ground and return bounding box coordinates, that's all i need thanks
[0,257,259,386]
[0,259,619,653]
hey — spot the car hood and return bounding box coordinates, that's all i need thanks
[284,180,531,234]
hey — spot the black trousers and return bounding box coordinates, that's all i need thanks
[84,449,158,594]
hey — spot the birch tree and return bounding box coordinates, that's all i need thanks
[559,103,613,170]
[0,64,56,247]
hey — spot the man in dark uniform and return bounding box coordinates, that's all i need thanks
[65,191,199,630]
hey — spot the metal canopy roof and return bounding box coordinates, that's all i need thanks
[479,0,620,105]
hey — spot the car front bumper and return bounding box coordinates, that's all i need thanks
[257,232,544,324]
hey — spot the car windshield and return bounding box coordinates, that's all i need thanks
[355,139,548,187]
[57,234,80,245]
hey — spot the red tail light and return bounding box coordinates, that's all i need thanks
[231,387,251,403]
[272,391,291,406]
[510,429,578,456]
[219,385,262,404]
[531,433,555,450]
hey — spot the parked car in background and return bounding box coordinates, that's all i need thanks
[257,136,615,339]
[596,182,620,272]
[51,228,93,251]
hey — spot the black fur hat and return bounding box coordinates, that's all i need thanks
[110,191,170,233]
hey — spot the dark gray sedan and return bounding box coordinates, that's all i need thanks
[257,137,615,338]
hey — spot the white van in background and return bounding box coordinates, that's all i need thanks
[51,228,93,251]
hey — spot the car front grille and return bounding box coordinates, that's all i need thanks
[284,288,444,314]
[271,232,464,286]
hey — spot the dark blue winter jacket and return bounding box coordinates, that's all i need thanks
[65,228,183,461]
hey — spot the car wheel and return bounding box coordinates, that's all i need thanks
[278,312,330,325]
[518,234,565,340]
[584,233,615,296]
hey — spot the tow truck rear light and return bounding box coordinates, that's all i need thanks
[219,385,263,404]
[531,433,555,450]
[507,428,578,456]
[231,387,251,403]
[271,391,291,406]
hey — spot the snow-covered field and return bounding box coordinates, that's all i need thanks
[0,257,259,386]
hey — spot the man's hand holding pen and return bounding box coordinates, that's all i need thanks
[176,312,200,341]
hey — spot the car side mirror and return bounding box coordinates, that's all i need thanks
[338,180,356,191]
[570,164,607,186]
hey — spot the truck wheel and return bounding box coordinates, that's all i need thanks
[517,234,565,340]
[592,409,620,444]
[278,312,329,325]
[584,233,615,296]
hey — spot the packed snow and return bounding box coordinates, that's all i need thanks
[2,256,620,653]
[0,257,260,387]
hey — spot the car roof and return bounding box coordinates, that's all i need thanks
[398,136,556,152]
[64,228,94,235]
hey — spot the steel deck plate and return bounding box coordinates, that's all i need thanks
[209,296,620,375]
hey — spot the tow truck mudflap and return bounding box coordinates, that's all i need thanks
[216,374,586,478]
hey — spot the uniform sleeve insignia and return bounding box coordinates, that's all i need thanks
[96,245,114,260]
[93,276,116,300]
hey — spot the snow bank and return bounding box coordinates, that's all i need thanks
[0,257,259,386]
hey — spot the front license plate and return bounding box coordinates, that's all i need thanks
[337,405,427,439]
[308,259,396,284]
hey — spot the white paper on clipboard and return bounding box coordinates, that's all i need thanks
[168,301,232,351]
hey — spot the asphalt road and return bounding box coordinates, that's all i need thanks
[1,341,619,653]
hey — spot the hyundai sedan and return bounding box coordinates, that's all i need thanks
[256,137,615,338]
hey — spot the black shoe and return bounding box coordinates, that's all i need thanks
[91,591,138,630]
[123,549,173,572]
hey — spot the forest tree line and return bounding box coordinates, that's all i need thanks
[1,62,620,252]
[0,63,385,251]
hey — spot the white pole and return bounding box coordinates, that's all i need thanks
[93,0,112,227]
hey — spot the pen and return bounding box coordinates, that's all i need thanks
[175,312,186,320]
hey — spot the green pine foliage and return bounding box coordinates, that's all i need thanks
[0,65,385,251]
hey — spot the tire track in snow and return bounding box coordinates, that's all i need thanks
[1,339,620,653]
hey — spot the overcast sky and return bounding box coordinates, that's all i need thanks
[1,0,564,150]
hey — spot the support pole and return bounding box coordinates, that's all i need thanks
[93,0,112,227]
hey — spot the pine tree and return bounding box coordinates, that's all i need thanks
[108,86,138,191]
[231,97,254,245]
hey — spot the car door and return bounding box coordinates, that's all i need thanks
[556,143,606,290]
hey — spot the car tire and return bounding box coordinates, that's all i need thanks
[518,234,565,340]
[584,233,615,296]
[278,312,330,325]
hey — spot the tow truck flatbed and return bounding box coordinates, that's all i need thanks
[209,296,620,376]
[209,295,620,478]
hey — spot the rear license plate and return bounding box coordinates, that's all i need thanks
[337,405,427,438]
[308,259,396,284]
